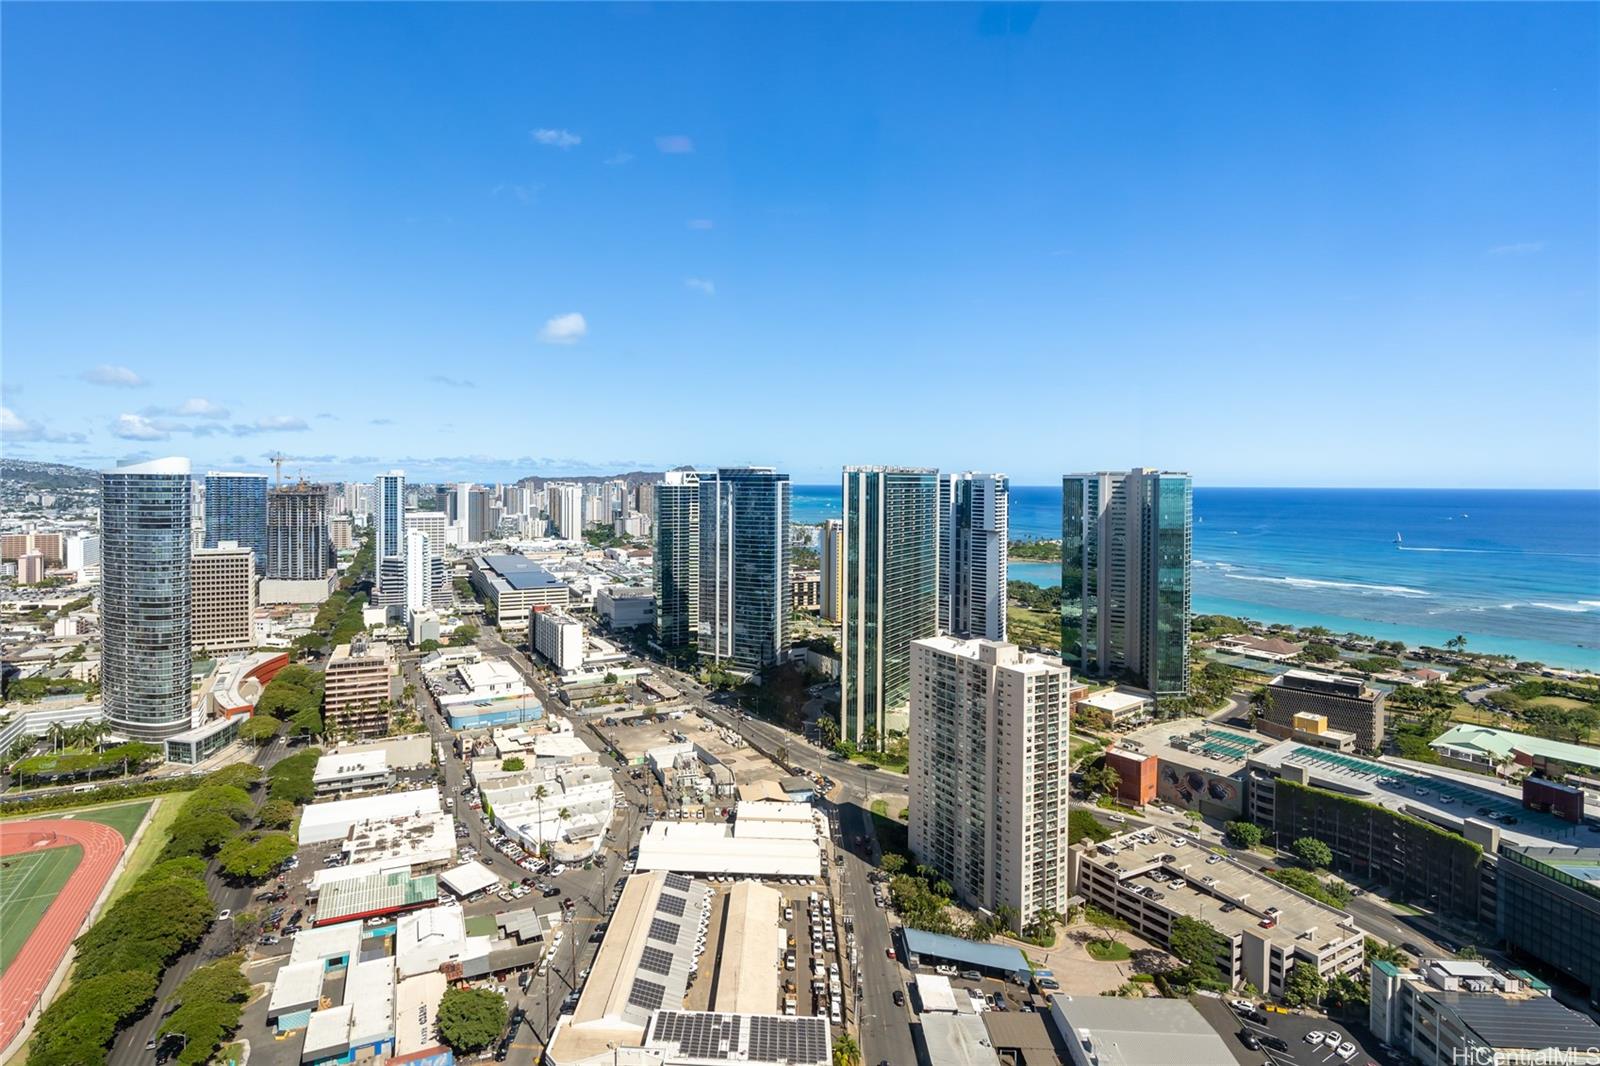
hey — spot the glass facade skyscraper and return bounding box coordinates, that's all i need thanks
[652,470,701,652]
[203,471,268,565]
[841,466,939,748]
[373,471,406,602]
[938,471,1008,641]
[1061,468,1191,697]
[698,467,790,673]
[101,457,193,740]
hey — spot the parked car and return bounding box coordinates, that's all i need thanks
[892,990,905,1007]
[1239,1031,1261,1051]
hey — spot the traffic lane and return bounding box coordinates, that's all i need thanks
[837,805,916,1066]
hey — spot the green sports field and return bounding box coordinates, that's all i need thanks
[0,844,83,974]
[71,799,154,842]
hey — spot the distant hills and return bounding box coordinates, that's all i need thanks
[0,458,99,491]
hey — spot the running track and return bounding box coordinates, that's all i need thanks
[0,819,126,1050]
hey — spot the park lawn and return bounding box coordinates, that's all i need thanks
[99,791,189,910]
[0,844,83,973]
[72,799,155,842]
[1007,605,1060,652]
[1086,940,1131,962]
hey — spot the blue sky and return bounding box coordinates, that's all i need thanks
[3,3,1596,487]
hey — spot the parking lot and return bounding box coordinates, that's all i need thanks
[1193,993,1398,1066]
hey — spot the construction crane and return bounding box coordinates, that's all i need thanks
[269,452,287,487]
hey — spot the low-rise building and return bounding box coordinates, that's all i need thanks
[312,749,394,797]
[1078,688,1151,726]
[323,639,397,737]
[1070,826,1365,997]
[634,801,824,880]
[1262,668,1386,753]
[1370,958,1600,1066]
[1431,723,1600,784]
[433,658,542,730]
[298,787,442,846]
[595,585,653,629]
[469,553,570,633]
[1052,996,1239,1066]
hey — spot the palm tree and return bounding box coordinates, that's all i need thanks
[1445,634,1468,654]
[85,721,112,751]
[557,808,571,841]
[831,1032,861,1066]
[46,722,67,753]
[534,784,549,842]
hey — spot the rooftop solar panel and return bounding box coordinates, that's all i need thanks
[648,917,680,944]
[627,979,666,1013]
[639,945,674,976]
[664,873,692,892]
[748,1015,828,1064]
[657,892,687,917]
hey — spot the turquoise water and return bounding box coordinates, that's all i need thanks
[794,485,1600,671]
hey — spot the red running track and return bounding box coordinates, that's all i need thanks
[0,819,126,1050]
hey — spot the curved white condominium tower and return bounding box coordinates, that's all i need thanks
[101,456,193,740]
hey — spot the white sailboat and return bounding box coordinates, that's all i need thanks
[1394,532,1403,546]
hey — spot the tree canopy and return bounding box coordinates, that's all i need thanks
[1224,821,1263,849]
[217,832,297,881]
[437,987,507,1052]
[1291,836,1334,869]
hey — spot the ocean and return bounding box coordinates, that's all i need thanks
[792,485,1600,671]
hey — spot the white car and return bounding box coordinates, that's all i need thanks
[1228,999,1254,1013]
[1336,1043,1358,1061]
[1108,814,1126,824]
[935,964,957,977]
[1323,1031,1343,1046]
[217,909,232,921]
[1305,1031,1327,1047]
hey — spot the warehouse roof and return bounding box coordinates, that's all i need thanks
[315,869,438,925]
[439,860,499,898]
[1048,997,1237,1066]
[902,928,1031,975]
[481,554,566,591]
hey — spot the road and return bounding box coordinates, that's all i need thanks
[108,733,296,1066]
[827,801,917,1066]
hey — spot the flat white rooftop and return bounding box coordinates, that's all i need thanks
[298,787,442,845]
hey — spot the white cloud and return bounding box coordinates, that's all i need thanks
[655,135,695,154]
[532,128,581,149]
[231,415,310,436]
[143,397,230,419]
[686,219,715,230]
[684,278,716,296]
[1487,241,1546,257]
[605,152,635,166]
[111,413,169,441]
[0,406,79,443]
[539,312,588,345]
[428,374,475,388]
[82,364,147,387]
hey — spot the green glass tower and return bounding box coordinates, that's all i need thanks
[841,466,939,749]
[1061,468,1191,697]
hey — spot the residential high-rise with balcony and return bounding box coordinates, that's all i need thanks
[267,482,333,581]
[938,471,1008,641]
[698,467,791,673]
[203,472,269,565]
[1061,468,1192,697]
[819,518,843,624]
[552,483,583,542]
[840,466,938,748]
[404,529,434,619]
[652,470,702,652]
[908,636,1072,933]
[101,457,193,741]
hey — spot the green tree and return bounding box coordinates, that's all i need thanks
[1445,634,1468,654]
[161,810,244,860]
[256,798,297,830]
[1082,761,1122,798]
[1069,809,1113,844]
[879,852,907,876]
[1300,643,1342,663]
[817,715,839,750]
[239,715,282,745]
[1083,905,1130,949]
[161,956,250,1066]
[1364,937,1409,966]
[450,624,480,647]
[1281,961,1328,1008]
[216,832,297,880]
[436,987,507,1053]
[1224,821,1263,849]
[832,1032,862,1066]
[418,638,441,653]
[1291,836,1334,869]
[1168,916,1227,986]
[502,756,526,772]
